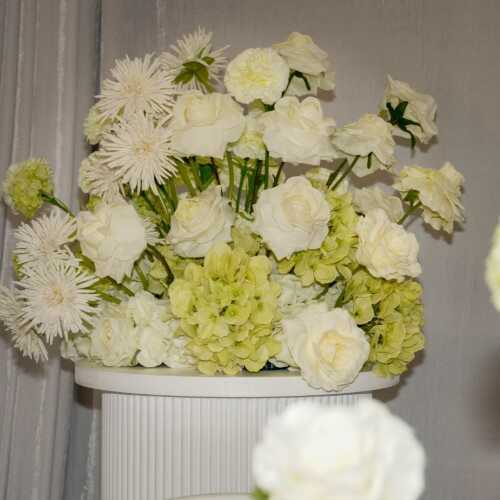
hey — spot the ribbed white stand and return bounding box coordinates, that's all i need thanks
[75,362,398,500]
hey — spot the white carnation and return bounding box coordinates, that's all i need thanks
[332,113,395,177]
[224,48,289,105]
[277,302,369,391]
[171,92,245,159]
[353,186,404,222]
[253,400,425,500]
[356,208,421,282]
[167,186,235,258]
[253,177,330,260]
[260,96,336,165]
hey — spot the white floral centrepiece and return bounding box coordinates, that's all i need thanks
[0,29,465,392]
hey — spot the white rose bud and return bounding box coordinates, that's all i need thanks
[253,177,330,260]
[171,92,245,159]
[382,75,438,144]
[277,302,370,391]
[253,400,426,500]
[260,96,336,165]
[167,186,235,258]
[356,208,422,282]
[332,113,396,177]
[77,201,148,283]
[224,48,289,105]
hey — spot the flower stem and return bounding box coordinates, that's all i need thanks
[263,150,270,188]
[246,159,262,213]
[227,151,235,200]
[40,191,73,216]
[189,158,203,191]
[236,159,248,213]
[330,156,360,192]
[93,290,121,304]
[327,159,348,188]
[398,201,422,225]
[134,261,149,290]
[147,245,174,284]
[273,161,284,187]
[210,157,221,185]
[176,161,197,196]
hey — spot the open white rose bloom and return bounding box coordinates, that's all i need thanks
[0,29,464,390]
[253,400,426,500]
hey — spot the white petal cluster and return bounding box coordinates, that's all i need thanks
[353,186,404,222]
[253,400,425,500]
[230,110,266,160]
[78,153,123,202]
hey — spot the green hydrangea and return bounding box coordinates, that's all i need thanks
[278,191,359,286]
[342,269,425,376]
[169,243,282,375]
[2,158,53,219]
[83,104,112,145]
[231,218,262,256]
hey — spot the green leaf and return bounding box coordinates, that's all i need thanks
[404,189,420,204]
[252,488,269,500]
[202,56,215,65]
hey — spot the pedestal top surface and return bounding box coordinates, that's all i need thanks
[74,361,398,398]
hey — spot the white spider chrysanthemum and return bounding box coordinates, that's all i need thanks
[97,54,176,120]
[79,153,123,202]
[100,114,178,194]
[0,286,48,362]
[17,262,99,343]
[160,27,227,92]
[14,210,77,267]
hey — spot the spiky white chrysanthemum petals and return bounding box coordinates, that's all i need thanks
[160,27,228,92]
[0,285,48,362]
[97,54,176,120]
[144,218,161,245]
[14,210,77,267]
[79,153,123,202]
[100,114,178,194]
[17,262,99,343]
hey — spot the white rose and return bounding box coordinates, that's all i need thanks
[332,113,396,177]
[356,208,421,282]
[229,110,266,160]
[167,186,235,258]
[136,324,173,368]
[126,290,169,326]
[353,186,404,222]
[253,400,426,500]
[394,162,465,233]
[253,177,330,260]
[273,32,329,76]
[89,303,138,367]
[260,96,336,165]
[224,48,289,105]
[77,201,148,283]
[382,75,438,144]
[171,92,245,159]
[486,219,500,312]
[277,302,370,391]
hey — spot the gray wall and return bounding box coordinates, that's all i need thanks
[98,1,500,498]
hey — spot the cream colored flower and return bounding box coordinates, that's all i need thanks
[224,48,289,105]
[253,177,330,260]
[486,219,500,312]
[260,96,336,165]
[353,186,404,222]
[277,302,369,391]
[382,75,438,144]
[77,201,150,283]
[394,162,465,233]
[332,113,395,177]
[171,92,245,159]
[253,400,426,500]
[78,153,123,202]
[356,208,421,282]
[167,186,235,258]
[273,32,335,97]
[230,110,266,160]
[83,104,112,145]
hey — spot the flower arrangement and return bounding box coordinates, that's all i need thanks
[252,400,425,500]
[0,29,465,391]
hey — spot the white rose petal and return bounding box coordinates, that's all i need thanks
[277,302,369,391]
[356,208,421,282]
[353,186,404,222]
[77,201,148,283]
[167,185,235,258]
[253,177,330,260]
[260,96,336,165]
[382,75,438,144]
[171,92,245,159]
[332,113,395,177]
[253,400,426,500]
[230,110,266,160]
[224,48,289,105]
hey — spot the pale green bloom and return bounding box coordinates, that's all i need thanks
[2,158,53,219]
[169,243,281,375]
[83,104,112,145]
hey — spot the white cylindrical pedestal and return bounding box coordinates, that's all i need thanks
[75,362,398,500]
